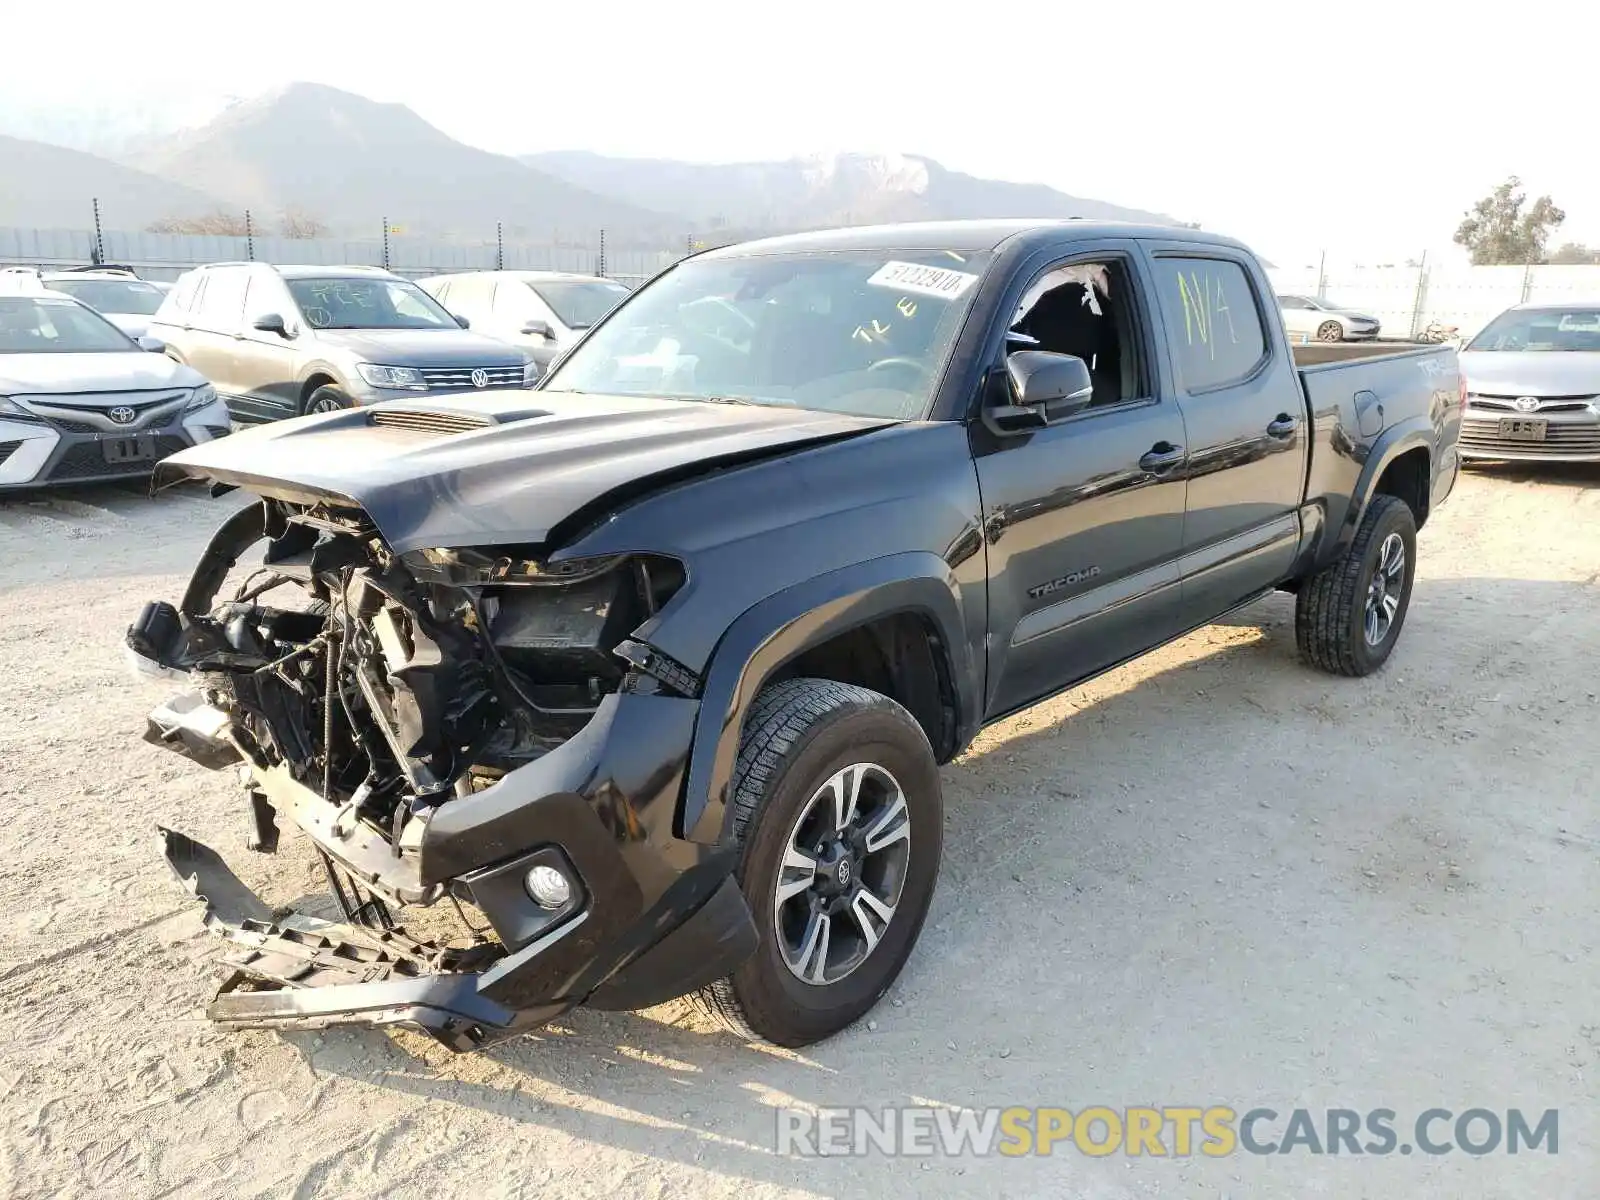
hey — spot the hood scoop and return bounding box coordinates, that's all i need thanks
[368,408,506,436]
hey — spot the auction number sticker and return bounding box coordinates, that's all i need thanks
[866,260,979,300]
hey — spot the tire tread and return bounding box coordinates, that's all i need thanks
[686,677,914,1040]
[1295,494,1411,677]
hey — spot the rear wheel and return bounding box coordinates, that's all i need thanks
[302,385,349,415]
[688,678,942,1046]
[1316,320,1344,342]
[1295,495,1417,676]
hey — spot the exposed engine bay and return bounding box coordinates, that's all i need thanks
[130,497,686,906]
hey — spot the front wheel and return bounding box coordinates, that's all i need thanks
[1316,320,1344,342]
[302,385,350,416]
[688,678,943,1046]
[1295,495,1418,676]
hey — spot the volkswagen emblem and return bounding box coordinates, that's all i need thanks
[1513,396,1541,413]
[108,406,137,425]
[470,368,489,389]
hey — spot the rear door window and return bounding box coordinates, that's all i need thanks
[1150,256,1268,393]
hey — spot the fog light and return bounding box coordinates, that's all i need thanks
[525,864,573,909]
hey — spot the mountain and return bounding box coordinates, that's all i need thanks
[520,150,1177,233]
[0,88,232,158]
[0,134,222,229]
[129,83,668,242]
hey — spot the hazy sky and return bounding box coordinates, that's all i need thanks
[5,0,1597,265]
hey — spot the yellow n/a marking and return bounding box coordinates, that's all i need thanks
[1177,272,1210,352]
[1176,270,1242,361]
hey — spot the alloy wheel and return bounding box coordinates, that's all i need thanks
[773,763,912,986]
[1364,531,1406,646]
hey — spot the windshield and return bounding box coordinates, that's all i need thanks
[44,278,166,315]
[0,296,135,353]
[1467,308,1600,352]
[541,250,991,419]
[285,277,457,330]
[530,279,630,329]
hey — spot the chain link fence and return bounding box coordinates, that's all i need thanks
[9,209,1600,340]
[0,212,713,289]
[1267,255,1600,340]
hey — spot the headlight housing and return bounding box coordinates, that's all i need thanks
[0,395,43,422]
[356,363,428,391]
[183,383,219,412]
[523,360,542,388]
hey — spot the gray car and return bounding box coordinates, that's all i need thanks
[1459,302,1600,462]
[147,263,537,421]
[0,292,229,490]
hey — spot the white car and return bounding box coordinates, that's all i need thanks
[0,292,230,491]
[419,271,630,369]
[0,266,172,340]
[1276,294,1381,342]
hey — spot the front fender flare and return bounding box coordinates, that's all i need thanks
[679,552,978,845]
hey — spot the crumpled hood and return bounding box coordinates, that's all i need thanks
[1459,350,1600,397]
[310,327,530,367]
[0,350,204,395]
[155,391,894,553]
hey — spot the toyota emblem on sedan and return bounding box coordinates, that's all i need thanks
[470,369,489,388]
[109,406,137,425]
[1513,396,1541,412]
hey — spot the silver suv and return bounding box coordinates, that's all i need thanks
[147,263,537,421]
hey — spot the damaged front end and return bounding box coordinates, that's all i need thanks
[133,496,755,1050]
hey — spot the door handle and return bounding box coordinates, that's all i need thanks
[1267,413,1300,438]
[1139,442,1186,473]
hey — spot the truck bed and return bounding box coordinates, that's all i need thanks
[1291,341,1438,367]
[1292,338,1461,550]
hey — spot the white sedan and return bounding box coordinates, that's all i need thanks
[1277,294,1381,342]
[0,293,230,491]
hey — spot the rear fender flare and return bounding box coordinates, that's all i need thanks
[1335,419,1433,557]
[680,552,977,845]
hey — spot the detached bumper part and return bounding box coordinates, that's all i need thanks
[159,826,547,1050]
[159,823,758,1050]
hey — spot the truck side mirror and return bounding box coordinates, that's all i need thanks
[521,319,555,340]
[985,351,1095,434]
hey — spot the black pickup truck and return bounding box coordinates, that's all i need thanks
[129,220,1463,1051]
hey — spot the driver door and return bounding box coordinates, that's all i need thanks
[973,244,1190,719]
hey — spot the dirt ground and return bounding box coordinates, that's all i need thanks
[0,464,1596,1200]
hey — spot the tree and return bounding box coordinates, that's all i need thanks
[1453,177,1565,265]
[144,210,250,236]
[279,209,329,239]
[1547,242,1600,266]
